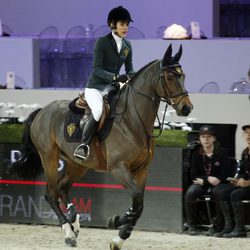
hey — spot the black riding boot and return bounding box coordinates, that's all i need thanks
[223,201,246,238]
[214,201,234,237]
[74,115,98,160]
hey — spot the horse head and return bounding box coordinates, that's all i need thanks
[157,44,193,116]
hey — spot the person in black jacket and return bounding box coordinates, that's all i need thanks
[214,124,250,238]
[74,6,135,160]
[185,125,231,235]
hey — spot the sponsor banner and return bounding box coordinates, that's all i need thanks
[0,144,186,232]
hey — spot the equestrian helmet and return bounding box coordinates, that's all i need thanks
[107,6,133,26]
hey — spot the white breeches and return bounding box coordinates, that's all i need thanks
[85,88,103,121]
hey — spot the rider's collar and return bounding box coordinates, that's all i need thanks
[112,31,123,42]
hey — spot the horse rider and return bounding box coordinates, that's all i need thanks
[74,6,135,160]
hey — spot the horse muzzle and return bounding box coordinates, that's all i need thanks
[175,103,193,116]
[180,104,193,116]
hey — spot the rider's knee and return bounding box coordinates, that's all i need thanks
[92,107,103,121]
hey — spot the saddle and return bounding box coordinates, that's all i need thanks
[75,92,110,132]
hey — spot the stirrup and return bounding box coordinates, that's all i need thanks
[73,144,90,160]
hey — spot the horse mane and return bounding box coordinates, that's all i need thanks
[129,59,158,83]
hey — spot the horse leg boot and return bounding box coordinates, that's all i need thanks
[74,115,98,160]
[109,191,144,250]
[223,201,246,238]
[214,201,233,237]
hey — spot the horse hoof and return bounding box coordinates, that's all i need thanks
[65,237,77,247]
[110,242,121,250]
[110,236,124,250]
[107,215,120,229]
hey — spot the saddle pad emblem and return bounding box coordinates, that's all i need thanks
[67,123,77,137]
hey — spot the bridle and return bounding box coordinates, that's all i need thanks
[123,60,189,138]
[158,61,189,108]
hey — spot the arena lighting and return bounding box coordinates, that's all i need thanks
[0,179,182,192]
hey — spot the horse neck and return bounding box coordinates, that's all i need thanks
[121,61,161,135]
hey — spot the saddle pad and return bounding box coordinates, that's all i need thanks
[64,111,82,142]
[64,95,117,143]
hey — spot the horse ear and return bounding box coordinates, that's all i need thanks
[162,44,172,67]
[173,44,182,63]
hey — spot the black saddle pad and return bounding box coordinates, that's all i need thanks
[64,110,83,142]
[64,97,117,143]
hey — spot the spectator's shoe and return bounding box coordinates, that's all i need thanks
[207,226,216,236]
[208,225,227,237]
[223,228,246,238]
[187,225,198,236]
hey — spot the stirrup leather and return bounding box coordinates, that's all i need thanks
[74,144,90,160]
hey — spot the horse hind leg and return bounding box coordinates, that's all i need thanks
[44,184,77,247]
[41,151,77,247]
[57,157,89,238]
[107,164,146,250]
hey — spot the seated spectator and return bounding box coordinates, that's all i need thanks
[185,125,231,235]
[214,124,250,238]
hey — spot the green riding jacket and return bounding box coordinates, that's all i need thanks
[86,32,134,91]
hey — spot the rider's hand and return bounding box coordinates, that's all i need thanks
[116,74,130,83]
[193,178,204,186]
[207,176,220,186]
[235,178,250,188]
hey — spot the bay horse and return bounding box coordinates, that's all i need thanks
[15,44,192,249]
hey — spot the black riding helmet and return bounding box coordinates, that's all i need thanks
[107,6,133,27]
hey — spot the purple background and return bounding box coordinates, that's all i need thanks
[0,0,217,38]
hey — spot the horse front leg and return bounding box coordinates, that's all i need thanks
[108,164,147,250]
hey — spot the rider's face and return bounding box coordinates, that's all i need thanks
[115,21,129,38]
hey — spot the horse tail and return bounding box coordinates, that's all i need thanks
[11,108,43,179]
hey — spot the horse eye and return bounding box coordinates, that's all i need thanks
[167,73,174,81]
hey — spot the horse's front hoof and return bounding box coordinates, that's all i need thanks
[110,236,124,250]
[107,215,120,229]
[65,237,77,247]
